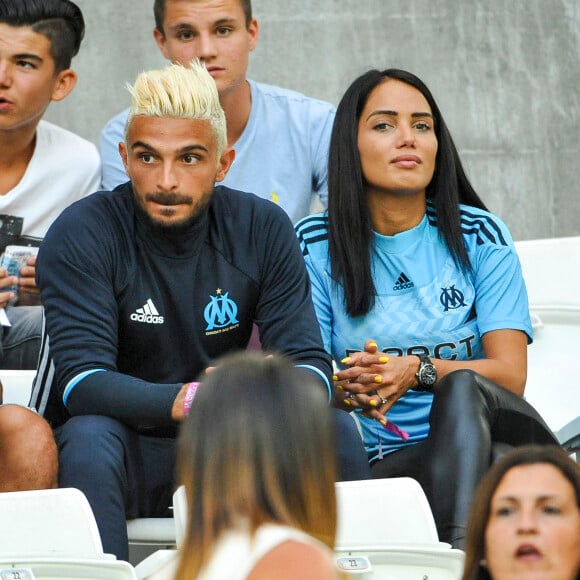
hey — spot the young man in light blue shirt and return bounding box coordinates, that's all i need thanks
[99,0,335,224]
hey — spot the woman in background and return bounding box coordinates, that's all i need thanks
[463,444,580,580]
[171,351,339,580]
[295,68,558,548]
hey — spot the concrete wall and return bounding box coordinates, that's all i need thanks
[45,0,580,240]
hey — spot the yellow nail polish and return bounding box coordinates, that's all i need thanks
[374,375,382,384]
[344,399,351,406]
[369,399,377,407]
[336,385,344,391]
[379,356,389,364]
[332,375,338,381]
[380,419,387,425]
[341,357,351,364]
[369,342,378,349]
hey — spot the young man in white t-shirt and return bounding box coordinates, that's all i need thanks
[0,0,100,370]
[0,0,100,492]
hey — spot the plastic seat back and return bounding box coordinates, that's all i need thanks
[0,488,104,558]
[515,236,580,452]
[335,477,440,550]
[0,369,36,406]
[0,557,137,579]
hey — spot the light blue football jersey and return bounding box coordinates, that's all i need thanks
[296,203,532,460]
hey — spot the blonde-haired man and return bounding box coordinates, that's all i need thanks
[32,61,370,561]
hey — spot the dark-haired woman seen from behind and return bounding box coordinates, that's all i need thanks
[150,352,340,580]
[295,68,558,549]
[463,444,580,580]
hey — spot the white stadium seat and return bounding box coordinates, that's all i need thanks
[515,236,580,455]
[0,488,136,579]
[334,478,465,579]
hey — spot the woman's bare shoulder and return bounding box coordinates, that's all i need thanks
[247,539,340,580]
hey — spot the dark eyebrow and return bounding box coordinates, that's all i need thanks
[213,17,238,26]
[131,141,156,152]
[168,17,237,34]
[130,141,209,154]
[495,493,560,503]
[14,53,43,64]
[366,110,434,121]
[167,22,195,34]
[179,144,209,154]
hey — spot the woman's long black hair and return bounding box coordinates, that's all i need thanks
[328,68,488,317]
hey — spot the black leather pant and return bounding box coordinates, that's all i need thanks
[370,369,558,548]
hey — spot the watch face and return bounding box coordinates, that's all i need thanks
[419,363,437,386]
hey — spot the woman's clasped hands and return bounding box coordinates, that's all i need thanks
[333,338,420,425]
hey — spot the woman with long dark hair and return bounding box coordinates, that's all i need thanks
[295,68,558,548]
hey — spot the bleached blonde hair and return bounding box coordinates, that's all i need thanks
[124,60,227,160]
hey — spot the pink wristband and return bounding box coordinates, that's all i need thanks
[183,382,200,416]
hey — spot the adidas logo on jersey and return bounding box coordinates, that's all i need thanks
[393,272,415,291]
[130,298,164,324]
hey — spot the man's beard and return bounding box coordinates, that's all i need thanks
[134,190,212,234]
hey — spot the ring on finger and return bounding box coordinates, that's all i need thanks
[348,393,355,399]
[380,396,389,405]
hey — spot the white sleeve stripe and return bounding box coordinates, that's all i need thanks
[63,369,108,406]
